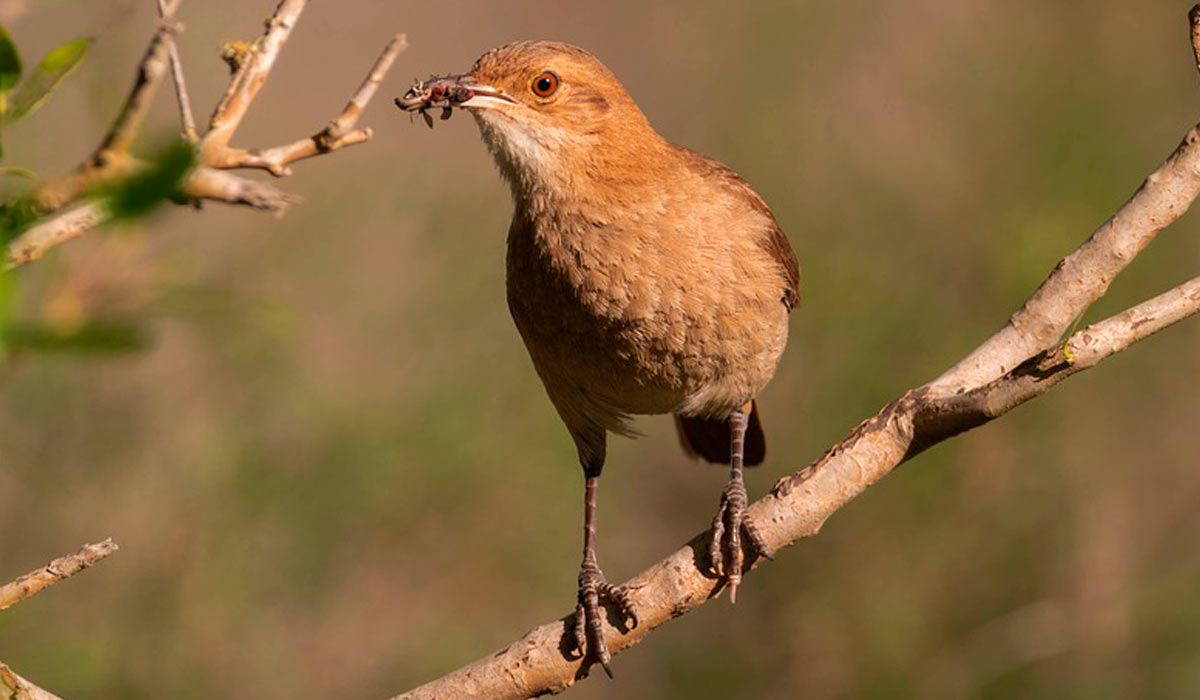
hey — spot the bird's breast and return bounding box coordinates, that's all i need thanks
[504,202,788,418]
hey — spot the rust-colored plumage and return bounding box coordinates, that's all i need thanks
[397,41,799,676]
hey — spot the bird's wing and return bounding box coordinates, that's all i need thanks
[675,146,801,311]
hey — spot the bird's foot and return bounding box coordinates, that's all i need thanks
[569,561,638,677]
[708,477,772,603]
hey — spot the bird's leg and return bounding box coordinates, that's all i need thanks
[709,403,771,603]
[569,471,637,677]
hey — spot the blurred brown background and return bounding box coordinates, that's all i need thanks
[2,1,1200,698]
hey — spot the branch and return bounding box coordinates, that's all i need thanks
[30,0,180,215]
[1191,5,1200,77]
[396,8,1200,699]
[183,165,295,210]
[156,0,198,142]
[5,201,110,268]
[929,3,1200,397]
[0,538,118,611]
[5,0,403,268]
[6,166,295,269]
[928,122,1200,395]
[925,274,1200,442]
[0,541,118,699]
[0,661,63,700]
[200,0,306,151]
[95,0,181,157]
[204,33,407,176]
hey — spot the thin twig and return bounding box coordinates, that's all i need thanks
[30,0,180,214]
[156,0,198,142]
[202,0,307,152]
[97,0,181,155]
[0,661,64,700]
[206,32,407,175]
[330,33,407,138]
[0,539,118,611]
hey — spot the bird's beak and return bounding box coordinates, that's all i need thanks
[395,73,516,115]
[452,76,518,110]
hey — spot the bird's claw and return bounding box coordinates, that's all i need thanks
[569,563,637,677]
[708,478,771,603]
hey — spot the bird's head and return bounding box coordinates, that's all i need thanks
[397,41,666,199]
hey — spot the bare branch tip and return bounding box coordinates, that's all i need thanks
[0,537,121,613]
[157,0,199,143]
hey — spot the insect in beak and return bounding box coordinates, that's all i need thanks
[395,73,516,128]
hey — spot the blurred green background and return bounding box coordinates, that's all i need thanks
[2,0,1200,698]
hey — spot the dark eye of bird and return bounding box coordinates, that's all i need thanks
[531,71,559,97]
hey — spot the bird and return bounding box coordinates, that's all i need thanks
[396,41,799,676]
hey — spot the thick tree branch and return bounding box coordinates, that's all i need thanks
[0,539,118,611]
[5,0,403,268]
[396,8,1200,699]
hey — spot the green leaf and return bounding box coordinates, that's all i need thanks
[0,25,21,94]
[105,140,196,220]
[3,319,150,355]
[7,37,90,123]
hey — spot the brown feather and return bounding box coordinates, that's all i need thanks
[672,147,801,311]
[675,400,766,466]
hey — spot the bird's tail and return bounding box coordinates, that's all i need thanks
[674,400,766,466]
